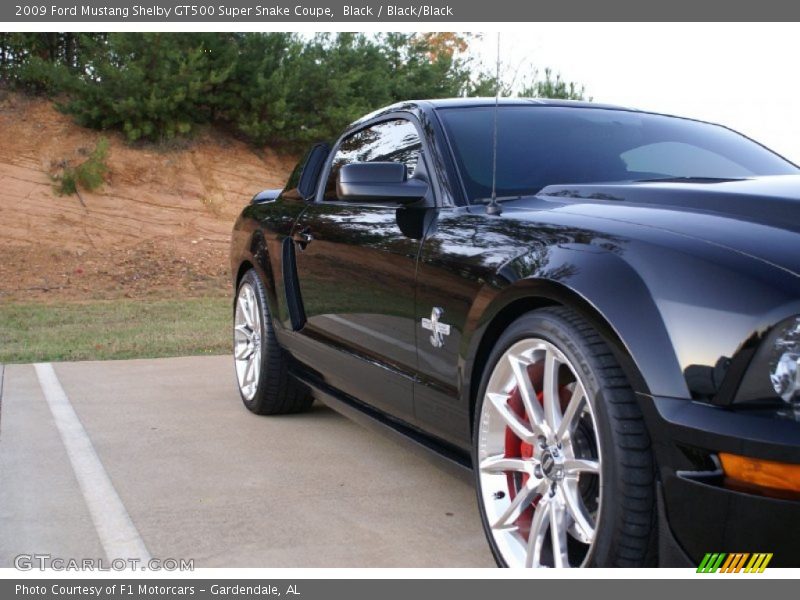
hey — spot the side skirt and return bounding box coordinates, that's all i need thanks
[291,366,472,484]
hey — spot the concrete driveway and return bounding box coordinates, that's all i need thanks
[0,356,494,568]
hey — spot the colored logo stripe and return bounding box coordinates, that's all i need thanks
[697,553,726,573]
[697,553,773,573]
[744,553,773,573]
[720,553,749,573]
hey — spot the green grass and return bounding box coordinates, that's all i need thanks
[0,297,231,364]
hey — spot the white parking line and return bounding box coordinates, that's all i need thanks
[33,363,151,563]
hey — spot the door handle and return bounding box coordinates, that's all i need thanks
[293,228,313,249]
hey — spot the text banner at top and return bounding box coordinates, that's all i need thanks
[5,0,800,22]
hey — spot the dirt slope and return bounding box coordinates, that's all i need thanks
[0,93,295,302]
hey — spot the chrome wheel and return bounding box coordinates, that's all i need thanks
[477,338,602,568]
[234,282,262,401]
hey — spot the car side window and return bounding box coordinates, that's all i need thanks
[323,119,423,201]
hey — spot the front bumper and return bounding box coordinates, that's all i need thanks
[642,395,800,567]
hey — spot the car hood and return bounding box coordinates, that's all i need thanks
[533,174,800,276]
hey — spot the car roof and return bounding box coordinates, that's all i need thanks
[348,97,641,130]
[419,97,627,110]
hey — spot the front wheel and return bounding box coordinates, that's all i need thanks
[233,268,313,415]
[473,307,655,568]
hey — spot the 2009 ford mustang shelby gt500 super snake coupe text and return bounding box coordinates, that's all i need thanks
[229,99,800,568]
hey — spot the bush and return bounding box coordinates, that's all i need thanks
[55,137,109,195]
[57,168,77,195]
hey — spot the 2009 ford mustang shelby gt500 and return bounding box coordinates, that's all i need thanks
[230,99,800,568]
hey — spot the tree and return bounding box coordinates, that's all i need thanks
[218,33,297,145]
[469,65,587,101]
[63,33,236,141]
[0,33,105,93]
[519,67,588,101]
[0,32,588,147]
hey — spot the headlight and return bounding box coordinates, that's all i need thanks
[735,315,800,406]
[769,317,800,403]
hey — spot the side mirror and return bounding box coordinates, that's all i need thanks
[336,162,428,205]
[251,188,282,204]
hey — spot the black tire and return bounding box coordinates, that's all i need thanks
[473,306,656,567]
[234,269,313,415]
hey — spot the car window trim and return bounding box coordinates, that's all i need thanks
[431,107,474,207]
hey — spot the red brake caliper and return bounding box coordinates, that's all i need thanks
[503,383,540,537]
[503,363,569,538]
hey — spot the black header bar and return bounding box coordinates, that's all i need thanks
[5,0,800,22]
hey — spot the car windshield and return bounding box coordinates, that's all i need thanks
[437,106,799,203]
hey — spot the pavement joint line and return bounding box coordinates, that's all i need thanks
[33,362,152,564]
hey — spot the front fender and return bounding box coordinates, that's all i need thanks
[463,242,686,401]
[463,234,800,406]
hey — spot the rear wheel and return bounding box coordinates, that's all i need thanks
[233,269,313,415]
[473,307,655,567]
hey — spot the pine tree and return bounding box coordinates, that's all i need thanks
[0,32,588,147]
[64,33,234,142]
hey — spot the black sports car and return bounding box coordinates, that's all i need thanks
[229,98,800,568]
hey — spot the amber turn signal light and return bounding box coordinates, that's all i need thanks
[720,452,800,495]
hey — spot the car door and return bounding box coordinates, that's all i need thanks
[411,206,497,448]
[286,117,430,422]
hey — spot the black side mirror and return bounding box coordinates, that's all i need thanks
[336,162,428,205]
